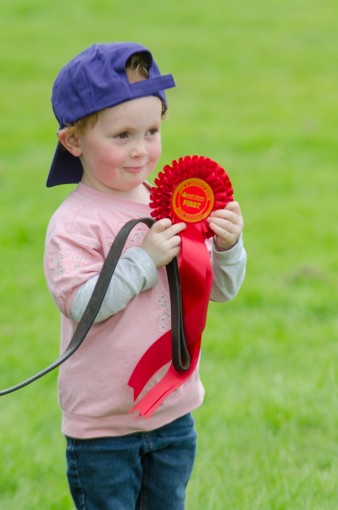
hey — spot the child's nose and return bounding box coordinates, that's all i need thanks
[130,139,147,158]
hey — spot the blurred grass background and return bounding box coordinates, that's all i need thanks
[0,0,337,508]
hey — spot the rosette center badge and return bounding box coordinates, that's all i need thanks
[150,155,234,237]
[172,178,215,223]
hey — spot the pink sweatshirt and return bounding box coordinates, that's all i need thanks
[44,183,246,438]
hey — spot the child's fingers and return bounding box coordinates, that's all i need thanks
[225,200,242,214]
[151,219,186,237]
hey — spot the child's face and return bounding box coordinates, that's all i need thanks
[77,96,163,196]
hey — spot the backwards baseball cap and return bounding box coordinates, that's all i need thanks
[46,42,175,187]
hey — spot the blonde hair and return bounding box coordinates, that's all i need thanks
[66,52,167,138]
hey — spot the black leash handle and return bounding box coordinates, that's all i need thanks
[0,217,190,396]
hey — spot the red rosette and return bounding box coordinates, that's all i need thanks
[149,155,234,238]
[129,155,233,418]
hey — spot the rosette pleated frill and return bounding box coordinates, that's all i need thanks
[128,156,234,418]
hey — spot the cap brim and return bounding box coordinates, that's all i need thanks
[46,142,83,187]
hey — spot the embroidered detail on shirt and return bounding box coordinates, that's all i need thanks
[49,250,87,279]
[122,225,148,253]
[72,250,86,269]
[50,253,65,276]
[155,293,171,333]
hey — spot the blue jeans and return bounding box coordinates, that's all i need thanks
[66,413,197,510]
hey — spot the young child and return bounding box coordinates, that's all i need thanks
[44,42,246,510]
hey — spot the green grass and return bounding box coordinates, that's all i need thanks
[0,0,337,508]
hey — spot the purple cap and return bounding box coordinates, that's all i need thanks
[46,42,175,187]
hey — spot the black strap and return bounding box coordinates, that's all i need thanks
[0,217,190,397]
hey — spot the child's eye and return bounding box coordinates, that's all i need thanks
[148,128,159,136]
[114,131,129,139]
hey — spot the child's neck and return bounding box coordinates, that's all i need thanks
[81,179,150,204]
[120,183,150,204]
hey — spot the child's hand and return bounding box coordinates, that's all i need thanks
[142,219,186,268]
[207,201,244,251]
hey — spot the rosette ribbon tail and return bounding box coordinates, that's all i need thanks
[128,223,213,418]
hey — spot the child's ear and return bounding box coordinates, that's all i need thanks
[58,128,82,157]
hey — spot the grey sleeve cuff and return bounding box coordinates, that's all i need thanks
[210,235,247,302]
